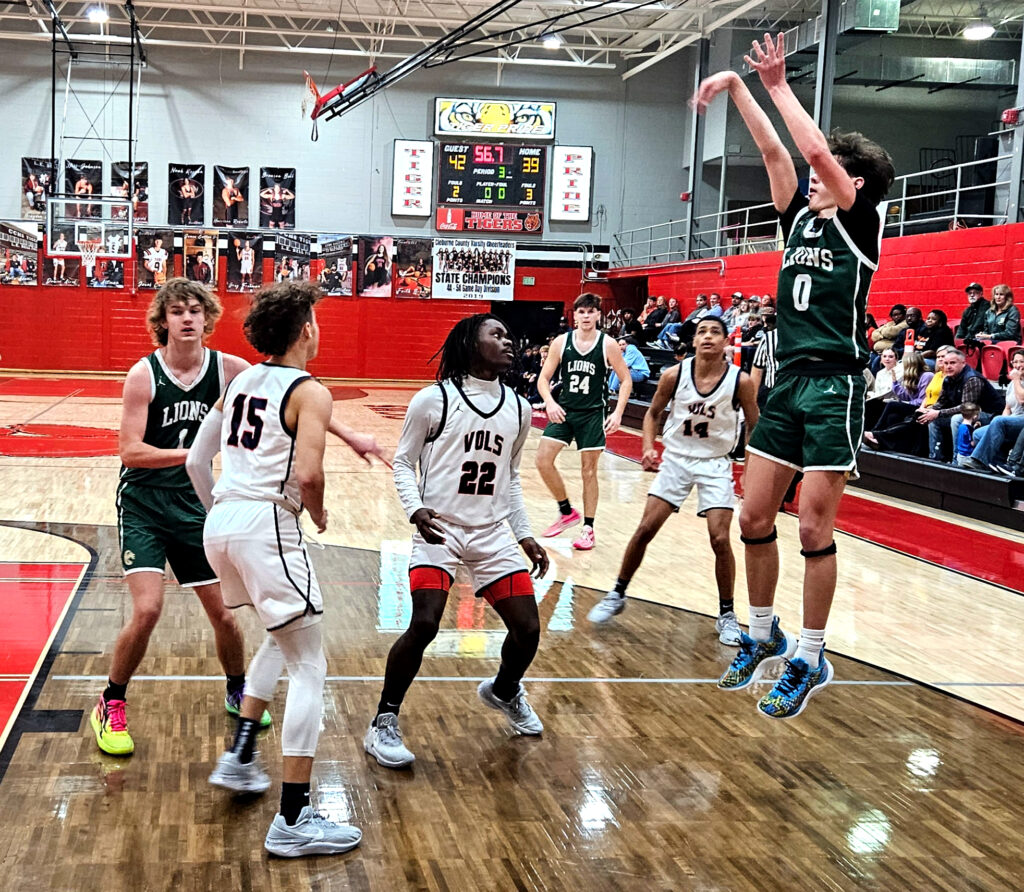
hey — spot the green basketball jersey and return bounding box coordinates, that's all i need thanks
[775,193,882,373]
[559,331,608,411]
[119,348,224,488]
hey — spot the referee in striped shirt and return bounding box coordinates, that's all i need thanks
[751,306,778,407]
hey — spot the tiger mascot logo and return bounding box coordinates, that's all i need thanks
[437,100,554,136]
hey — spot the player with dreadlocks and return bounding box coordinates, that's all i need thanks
[365,314,549,769]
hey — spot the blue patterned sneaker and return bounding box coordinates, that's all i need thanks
[717,616,795,690]
[757,651,834,719]
[225,689,272,728]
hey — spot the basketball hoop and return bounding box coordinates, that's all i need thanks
[80,239,102,276]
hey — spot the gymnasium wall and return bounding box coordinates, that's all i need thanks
[609,222,1024,324]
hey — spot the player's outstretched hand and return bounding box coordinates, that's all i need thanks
[690,71,738,114]
[348,431,393,469]
[520,538,549,578]
[411,507,446,544]
[603,412,622,435]
[744,32,787,91]
[641,447,660,471]
[545,399,566,425]
[311,507,328,534]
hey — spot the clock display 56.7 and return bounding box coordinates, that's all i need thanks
[438,143,546,209]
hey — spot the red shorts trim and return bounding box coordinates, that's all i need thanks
[409,565,453,593]
[478,570,534,606]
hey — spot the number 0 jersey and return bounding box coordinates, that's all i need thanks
[558,331,608,411]
[662,359,742,460]
[212,362,312,514]
[775,190,884,374]
[393,376,532,536]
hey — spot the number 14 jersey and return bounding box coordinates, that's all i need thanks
[662,360,742,460]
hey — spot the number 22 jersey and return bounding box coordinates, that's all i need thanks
[393,376,533,539]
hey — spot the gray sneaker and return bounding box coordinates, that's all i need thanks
[208,750,271,794]
[587,590,626,624]
[363,713,415,769]
[477,678,543,735]
[264,806,362,858]
[714,611,742,646]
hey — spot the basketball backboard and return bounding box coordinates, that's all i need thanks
[46,195,133,258]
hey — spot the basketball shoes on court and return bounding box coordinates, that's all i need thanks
[717,616,795,690]
[572,525,596,550]
[542,508,581,538]
[90,695,134,756]
[363,713,415,769]
[264,807,362,858]
[208,751,272,794]
[224,689,273,728]
[588,590,626,623]
[714,611,742,646]
[757,650,834,719]
[477,678,543,734]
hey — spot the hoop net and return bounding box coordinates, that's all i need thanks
[301,71,321,120]
[80,240,102,274]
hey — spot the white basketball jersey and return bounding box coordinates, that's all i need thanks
[212,362,312,513]
[662,359,742,460]
[415,379,526,528]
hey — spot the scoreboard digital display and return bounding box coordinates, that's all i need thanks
[437,143,546,210]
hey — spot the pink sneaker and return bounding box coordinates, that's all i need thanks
[542,508,582,538]
[572,526,595,550]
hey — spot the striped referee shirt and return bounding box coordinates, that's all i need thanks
[752,328,778,390]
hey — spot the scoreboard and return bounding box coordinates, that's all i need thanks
[437,143,546,210]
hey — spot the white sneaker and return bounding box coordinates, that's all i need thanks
[714,611,742,646]
[588,591,626,624]
[477,678,543,735]
[363,712,415,769]
[264,806,362,857]
[208,750,271,794]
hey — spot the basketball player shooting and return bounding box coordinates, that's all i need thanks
[365,314,548,770]
[693,33,894,718]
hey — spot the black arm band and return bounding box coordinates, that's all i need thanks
[800,542,837,559]
[740,526,777,546]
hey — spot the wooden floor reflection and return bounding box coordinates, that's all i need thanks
[2,522,1023,891]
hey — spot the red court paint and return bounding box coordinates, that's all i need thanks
[0,377,124,398]
[0,424,119,457]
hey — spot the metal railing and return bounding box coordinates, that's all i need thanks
[612,154,1013,268]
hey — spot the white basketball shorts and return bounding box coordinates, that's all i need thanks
[409,519,528,597]
[649,453,736,516]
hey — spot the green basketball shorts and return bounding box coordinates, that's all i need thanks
[542,408,606,451]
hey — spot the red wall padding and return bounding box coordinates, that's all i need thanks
[611,221,1024,324]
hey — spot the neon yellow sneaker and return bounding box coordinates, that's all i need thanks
[91,695,134,756]
[225,689,272,728]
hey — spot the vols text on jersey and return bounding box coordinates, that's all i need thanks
[687,400,718,420]
[464,431,504,455]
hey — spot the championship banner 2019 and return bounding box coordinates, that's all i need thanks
[431,238,514,302]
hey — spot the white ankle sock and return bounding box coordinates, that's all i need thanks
[748,606,774,641]
[794,628,826,667]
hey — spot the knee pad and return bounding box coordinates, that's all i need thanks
[740,526,777,546]
[245,634,285,702]
[800,542,837,559]
[276,624,327,757]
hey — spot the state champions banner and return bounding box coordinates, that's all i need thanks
[431,238,514,302]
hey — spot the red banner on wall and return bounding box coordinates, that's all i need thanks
[435,207,542,234]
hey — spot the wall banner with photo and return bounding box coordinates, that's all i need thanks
[213,166,250,228]
[21,158,53,220]
[259,167,296,230]
[183,230,219,287]
[0,221,40,286]
[42,250,80,287]
[356,236,393,298]
[112,161,149,223]
[273,232,311,282]
[137,228,174,289]
[226,233,263,292]
[431,238,514,301]
[88,256,125,288]
[168,163,205,226]
[318,235,352,296]
[393,237,433,298]
[64,159,103,218]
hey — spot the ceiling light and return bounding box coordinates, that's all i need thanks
[963,8,995,40]
[86,6,109,24]
[541,33,563,50]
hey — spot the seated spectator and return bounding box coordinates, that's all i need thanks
[638,296,658,325]
[961,350,1024,473]
[609,337,650,395]
[955,283,989,340]
[619,307,643,340]
[917,349,1003,462]
[953,403,983,468]
[974,284,1020,343]
[722,292,743,329]
[868,348,903,399]
[641,296,668,340]
[648,298,681,346]
[739,310,764,371]
[914,309,955,361]
[863,352,935,456]
[870,304,908,370]
[904,306,926,342]
[705,293,724,318]
[684,294,709,324]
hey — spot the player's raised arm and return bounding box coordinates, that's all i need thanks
[640,364,679,470]
[692,69,797,212]
[119,362,189,468]
[745,32,854,211]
